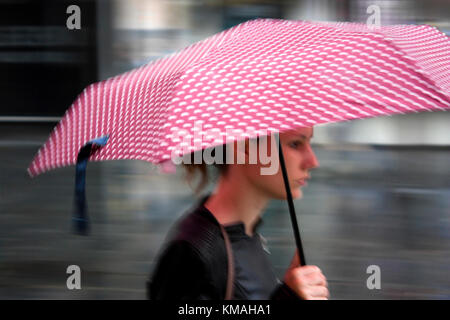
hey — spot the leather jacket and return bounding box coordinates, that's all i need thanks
[147,195,301,300]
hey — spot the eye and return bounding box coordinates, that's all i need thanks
[288,140,304,149]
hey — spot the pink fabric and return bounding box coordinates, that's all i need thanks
[28,18,450,177]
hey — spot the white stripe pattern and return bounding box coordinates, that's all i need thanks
[28,18,450,176]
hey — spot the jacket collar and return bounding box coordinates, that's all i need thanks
[195,193,264,239]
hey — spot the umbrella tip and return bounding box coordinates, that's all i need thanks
[26,167,35,178]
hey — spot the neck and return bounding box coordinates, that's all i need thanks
[204,170,269,237]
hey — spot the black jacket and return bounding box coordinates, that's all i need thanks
[147,195,301,300]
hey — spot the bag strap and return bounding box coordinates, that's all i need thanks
[218,223,234,300]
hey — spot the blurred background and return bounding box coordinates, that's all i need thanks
[0,0,449,299]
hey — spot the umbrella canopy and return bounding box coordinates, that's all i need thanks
[28,18,450,177]
[27,18,450,265]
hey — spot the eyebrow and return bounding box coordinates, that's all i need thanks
[296,133,313,140]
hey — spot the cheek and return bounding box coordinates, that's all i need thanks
[279,153,304,199]
[244,150,304,199]
[246,164,283,193]
[252,167,301,199]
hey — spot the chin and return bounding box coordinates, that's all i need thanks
[291,188,303,199]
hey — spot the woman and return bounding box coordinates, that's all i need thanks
[147,126,329,300]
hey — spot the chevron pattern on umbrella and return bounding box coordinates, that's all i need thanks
[28,18,450,177]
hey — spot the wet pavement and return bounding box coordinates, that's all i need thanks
[0,124,449,299]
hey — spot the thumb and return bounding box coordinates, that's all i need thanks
[289,249,302,268]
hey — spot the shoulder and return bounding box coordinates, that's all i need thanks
[165,205,226,264]
[148,238,214,299]
[148,205,228,299]
[165,204,229,282]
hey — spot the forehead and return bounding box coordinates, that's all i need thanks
[281,127,314,139]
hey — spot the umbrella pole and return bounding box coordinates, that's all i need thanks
[276,132,307,266]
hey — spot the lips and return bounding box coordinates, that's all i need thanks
[294,177,309,186]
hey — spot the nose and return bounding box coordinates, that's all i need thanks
[304,144,319,170]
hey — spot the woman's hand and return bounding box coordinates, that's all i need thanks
[283,250,329,300]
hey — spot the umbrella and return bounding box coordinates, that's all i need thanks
[27,18,450,266]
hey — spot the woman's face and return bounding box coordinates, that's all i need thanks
[241,127,319,200]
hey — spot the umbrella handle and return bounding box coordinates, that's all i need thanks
[275,132,307,267]
[73,135,109,235]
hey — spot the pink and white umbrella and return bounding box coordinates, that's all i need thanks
[27,19,450,262]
